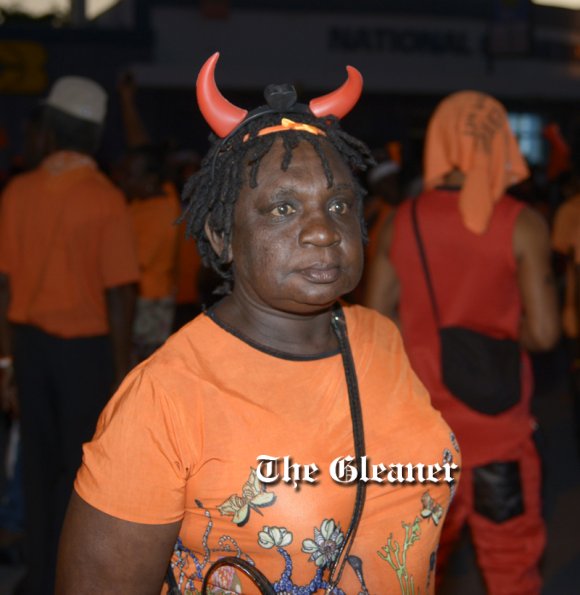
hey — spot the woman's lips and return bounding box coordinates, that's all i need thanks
[299,265,341,284]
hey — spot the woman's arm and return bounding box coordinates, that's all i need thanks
[56,491,181,595]
[513,206,560,351]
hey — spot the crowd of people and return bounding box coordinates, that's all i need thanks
[0,53,576,594]
[0,74,204,594]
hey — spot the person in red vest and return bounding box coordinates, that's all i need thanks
[366,91,559,594]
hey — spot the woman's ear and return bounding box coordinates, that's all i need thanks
[204,218,233,263]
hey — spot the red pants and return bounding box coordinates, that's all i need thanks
[437,438,545,595]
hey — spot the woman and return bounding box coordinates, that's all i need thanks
[56,54,459,594]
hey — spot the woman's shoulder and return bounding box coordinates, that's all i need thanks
[99,315,219,433]
[343,303,401,347]
[343,302,396,326]
[139,312,225,382]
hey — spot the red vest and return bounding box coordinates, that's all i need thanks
[391,189,533,466]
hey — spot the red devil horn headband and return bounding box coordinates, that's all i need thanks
[308,66,363,120]
[196,52,363,138]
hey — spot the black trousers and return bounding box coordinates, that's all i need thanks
[12,325,114,595]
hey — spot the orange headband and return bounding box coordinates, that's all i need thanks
[243,118,326,142]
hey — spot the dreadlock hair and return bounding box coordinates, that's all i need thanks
[181,110,375,293]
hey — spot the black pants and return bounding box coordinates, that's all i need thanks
[12,325,114,595]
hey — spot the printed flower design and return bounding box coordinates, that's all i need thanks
[302,519,345,568]
[258,526,293,550]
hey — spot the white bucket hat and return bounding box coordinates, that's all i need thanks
[45,76,107,125]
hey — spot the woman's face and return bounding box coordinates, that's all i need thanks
[226,137,364,315]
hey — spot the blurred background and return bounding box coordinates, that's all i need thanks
[1,0,580,187]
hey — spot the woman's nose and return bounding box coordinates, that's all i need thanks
[298,211,341,247]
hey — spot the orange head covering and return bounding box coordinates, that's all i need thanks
[423,91,529,234]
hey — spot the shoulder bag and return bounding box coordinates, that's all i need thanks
[411,197,521,415]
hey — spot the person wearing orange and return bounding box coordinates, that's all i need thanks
[117,146,181,362]
[0,76,139,594]
[366,91,559,594]
[116,76,183,359]
[56,54,460,594]
[129,177,179,302]
[172,222,205,328]
[168,150,208,329]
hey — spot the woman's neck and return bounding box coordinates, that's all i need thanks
[211,295,339,356]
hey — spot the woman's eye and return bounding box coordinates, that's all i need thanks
[270,203,296,217]
[329,201,349,215]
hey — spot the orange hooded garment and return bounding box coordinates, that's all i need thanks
[423,91,529,234]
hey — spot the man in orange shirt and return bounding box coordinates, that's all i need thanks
[0,76,139,594]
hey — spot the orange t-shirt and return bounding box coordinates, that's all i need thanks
[129,183,181,299]
[0,151,139,338]
[174,220,202,305]
[76,304,460,594]
[552,194,580,337]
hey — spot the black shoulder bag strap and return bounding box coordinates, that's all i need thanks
[326,303,367,594]
[411,197,441,328]
[166,304,367,594]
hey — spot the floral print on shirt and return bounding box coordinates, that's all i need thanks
[168,438,459,595]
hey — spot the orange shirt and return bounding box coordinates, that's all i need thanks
[76,304,460,594]
[174,221,202,305]
[0,151,139,338]
[552,194,580,337]
[129,184,180,299]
